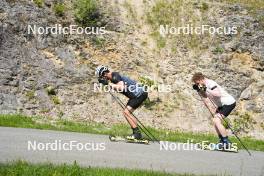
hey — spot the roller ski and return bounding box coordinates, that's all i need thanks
[109,134,149,144]
[199,141,238,153]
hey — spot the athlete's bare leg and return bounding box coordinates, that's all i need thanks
[213,114,227,137]
[123,106,137,128]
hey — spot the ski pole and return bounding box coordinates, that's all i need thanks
[111,92,160,143]
[205,95,252,156]
[109,91,160,143]
[99,81,155,142]
[206,95,237,131]
[198,93,216,118]
[109,91,153,142]
[109,91,158,143]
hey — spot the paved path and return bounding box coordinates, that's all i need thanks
[0,127,263,176]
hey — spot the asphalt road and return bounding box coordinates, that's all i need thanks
[0,127,263,176]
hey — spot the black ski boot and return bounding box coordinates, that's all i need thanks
[126,133,142,140]
[126,127,142,140]
[219,136,232,150]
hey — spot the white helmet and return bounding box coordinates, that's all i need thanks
[95,65,109,77]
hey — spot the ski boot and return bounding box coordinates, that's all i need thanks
[126,132,142,140]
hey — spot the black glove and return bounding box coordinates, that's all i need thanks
[193,84,207,92]
[193,84,200,92]
[200,85,207,92]
[98,78,108,85]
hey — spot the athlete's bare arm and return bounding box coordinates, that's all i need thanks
[200,94,217,115]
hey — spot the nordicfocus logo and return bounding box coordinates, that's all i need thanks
[160,24,238,36]
[27,140,106,151]
[27,24,106,35]
[93,82,172,93]
[160,140,238,151]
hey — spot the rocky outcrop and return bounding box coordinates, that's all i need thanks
[0,0,263,139]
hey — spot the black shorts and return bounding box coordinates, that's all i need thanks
[217,102,236,117]
[127,92,148,109]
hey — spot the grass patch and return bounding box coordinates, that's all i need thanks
[0,114,129,136]
[74,0,101,27]
[33,0,44,8]
[51,96,60,105]
[54,3,65,17]
[146,0,181,27]
[123,0,137,20]
[0,114,263,151]
[212,46,224,54]
[201,2,209,11]
[150,31,166,48]
[232,113,257,134]
[146,0,208,50]
[0,160,194,176]
[92,37,106,48]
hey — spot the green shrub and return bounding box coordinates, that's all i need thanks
[74,0,100,26]
[46,86,56,96]
[33,0,44,8]
[141,41,147,46]
[232,113,256,134]
[147,0,181,27]
[201,2,209,11]
[25,91,35,100]
[92,37,106,47]
[143,98,161,110]
[139,76,157,90]
[150,32,166,48]
[212,46,224,54]
[139,76,160,109]
[54,3,65,17]
[260,122,264,130]
[51,96,60,105]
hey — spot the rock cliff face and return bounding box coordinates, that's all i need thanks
[0,0,263,139]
